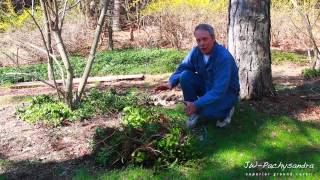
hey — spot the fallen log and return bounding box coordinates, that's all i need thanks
[10,74,145,89]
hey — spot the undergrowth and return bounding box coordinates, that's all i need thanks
[16,88,152,127]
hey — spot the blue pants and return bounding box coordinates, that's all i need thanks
[180,70,238,120]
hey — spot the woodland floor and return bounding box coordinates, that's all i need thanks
[0,63,319,179]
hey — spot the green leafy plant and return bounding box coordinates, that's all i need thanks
[122,106,153,129]
[303,68,320,79]
[16,95,72,127]
[16,88,153,126]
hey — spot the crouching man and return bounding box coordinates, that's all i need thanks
[155,23,240,128]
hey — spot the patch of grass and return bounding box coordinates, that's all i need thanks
[303,68,320,79]
[272,50,308,65]
[0,48,186,86]
[73,168,94,180]
[95,167,156,180]
[75,102,320,179]
[1,49,311,87]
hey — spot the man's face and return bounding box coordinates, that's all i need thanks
[194,29,215,55]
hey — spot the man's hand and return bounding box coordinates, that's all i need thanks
[184,101,197,116]
[154,83,172,92]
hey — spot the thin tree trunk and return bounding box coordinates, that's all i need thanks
[53,30,74,107]
[107,1,114,50]
[108,19,114,50]
[49,0,74,108]
[228,0,274,99]
[314,49,320,69]
[113,0,121,31]
[40,0,54,81]
[77,0,110,102]
[130,23,134,41]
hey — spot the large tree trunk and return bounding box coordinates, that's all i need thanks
[228,0,274,99]
[112,0,121,31]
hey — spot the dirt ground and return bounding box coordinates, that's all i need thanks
[0,74,184,179]
[0,63,320,179]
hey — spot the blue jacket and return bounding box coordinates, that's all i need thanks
[169,43,240,111]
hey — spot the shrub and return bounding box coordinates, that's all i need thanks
[16,95,72,127]
[16,88,153,126]
[0,5,42,32]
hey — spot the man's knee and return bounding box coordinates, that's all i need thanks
[180,70,195,84]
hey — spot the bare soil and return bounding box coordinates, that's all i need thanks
[0,63,319,179]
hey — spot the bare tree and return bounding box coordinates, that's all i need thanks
[228,0,274,99]
[27,0,110,108]
[290,0,320,70]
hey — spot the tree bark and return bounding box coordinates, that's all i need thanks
[228,0,274,99]
[113,0,121,31]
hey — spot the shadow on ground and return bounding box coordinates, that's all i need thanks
[250,76,320,121]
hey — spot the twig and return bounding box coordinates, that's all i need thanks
[26,9,63,98]
[16,47,19,67]
[19,41,67,87]
[60,0,68,29]
[59,0,81,15]
[311,9,320,27]
[289,17,310,38]
[110,150,125,166]
[95,130,116,145]
[2,52,19,67]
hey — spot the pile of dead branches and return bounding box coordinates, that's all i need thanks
[93,106,200,169]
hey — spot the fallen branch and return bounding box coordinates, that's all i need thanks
[300,95,320,100]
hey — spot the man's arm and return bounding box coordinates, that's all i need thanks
[154,48,195,92]
[168,48,196,88]
[194,56,232,109]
